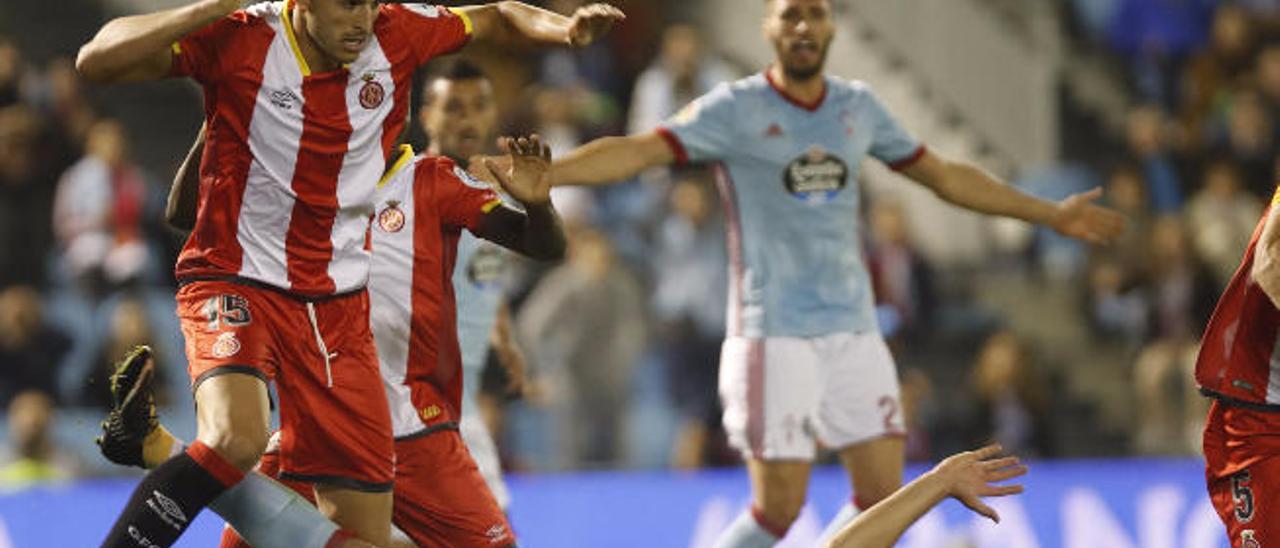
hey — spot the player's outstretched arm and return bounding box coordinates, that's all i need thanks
[76,0,239,83]
[476,135,567,261]
[550,132,675,187]
[167,125,206,232]
[825,444,1027,548]
[1252,199,1280,308]
[900,150,1125,245]
[460,2,624,48]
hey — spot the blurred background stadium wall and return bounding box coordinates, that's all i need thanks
[0,0,1273,545]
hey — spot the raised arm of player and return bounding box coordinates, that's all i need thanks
[167,126,206,232]
[900,151,1125,245]
[475,135,567,261]
[1252,198,1280,308]
[75,0,239,83]
[549,132,675,187]
[825,445,1027,548]
[461,2,624,48]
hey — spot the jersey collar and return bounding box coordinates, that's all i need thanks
[764,68,827,113]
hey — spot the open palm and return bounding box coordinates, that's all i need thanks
[484,135,552,207]
[1052,187,1126,245]
[935,444,1028,523]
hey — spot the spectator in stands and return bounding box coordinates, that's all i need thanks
[966,331,1054,458]
[1140,217,1217,343]
[0,286,69,406]
[38,57,97,167]
[80,298,160,410]
[1123,105,1182,212]
[52,119,151,297]
[1182,3,1255,146]
[867,199,935,346]
[627,24,734,134]
[1211,87,1276,198]
[651,176,727,468]
[0,36,21,108]
[518,227,647,468]
[899,368,936,463]
[0,391,75,491]
[1105,0,1216,106]
[1101,164,1154,276]
[0,105,55,289]
[1255,43,1280,120]
[1184,160,1263,287]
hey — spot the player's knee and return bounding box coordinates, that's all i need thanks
[757,497,805,530]
[202,429,268,471]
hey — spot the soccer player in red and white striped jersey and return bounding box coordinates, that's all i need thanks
[1198,186,1280,547]
[76,1,622,546]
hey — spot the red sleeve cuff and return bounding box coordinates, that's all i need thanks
[655,127,690,166]
[888,145,927,171]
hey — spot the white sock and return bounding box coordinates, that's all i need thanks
[816,501,860,546]
[711,508,783,548]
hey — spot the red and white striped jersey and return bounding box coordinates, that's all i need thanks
[367,147,502,437]
[171,1,471,298]
[1196,191,1280,409]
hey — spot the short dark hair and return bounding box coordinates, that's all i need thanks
[418,58,490,106]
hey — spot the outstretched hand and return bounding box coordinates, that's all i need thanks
[567,3,625,47]
[931,444,1027,523]
[483,135,553,207]
[1051,187,1126,245]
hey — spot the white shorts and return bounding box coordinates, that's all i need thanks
[459,411,511,510]
[719,331,904,461]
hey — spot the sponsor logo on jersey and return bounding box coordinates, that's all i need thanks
[359,73,385,109]
[212,332,242,359]
[269,88,301,111]
[421,405,442,422]
[378,201,406,233]
[485,523,509,543]
[782,145,849,204]
[128,526,160,548]
[467,245,506,289]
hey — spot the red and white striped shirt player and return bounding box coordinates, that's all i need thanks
[171,1,471,297]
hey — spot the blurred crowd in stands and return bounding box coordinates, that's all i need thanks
[5,0,1280,490]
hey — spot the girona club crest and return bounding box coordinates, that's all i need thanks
[378,201,406,233]
[359,73,385,109]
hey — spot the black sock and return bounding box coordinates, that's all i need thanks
[101,443,239,547]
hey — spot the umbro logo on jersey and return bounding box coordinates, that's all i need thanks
[269,88,301,111]
[764,123,784,138]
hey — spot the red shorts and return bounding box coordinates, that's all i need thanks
[221,429,514,548]
[177,280,393,491]
[1204,399,1280,547]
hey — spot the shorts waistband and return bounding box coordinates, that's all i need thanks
[395,421,460,442]
[177,275,367,303]
[1201,387,1280,413]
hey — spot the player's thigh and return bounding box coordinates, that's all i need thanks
[392,431,515,547]
[815,332,904,451]
[193,373,272,471]
[836,435,905,506]
[747,458,813,518]
[719,336,822,461]
[460,413,511,510]
[313,486,393,547]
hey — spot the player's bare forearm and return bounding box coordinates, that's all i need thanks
[463,2,623,48]
[902,151,1123,244]
[76,0,237,83]
[551,133,674,187]
[167,126,205,231]
[904,153,1055,225]
[477,204,566,261]
[1252,205,1280,308]
[825,470,947,548]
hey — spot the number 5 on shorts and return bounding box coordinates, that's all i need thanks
[203,295,252,331]
[1233,470,1255,523]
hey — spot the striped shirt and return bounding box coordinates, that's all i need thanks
[171,1,471,298]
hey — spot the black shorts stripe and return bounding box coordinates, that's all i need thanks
[394,422,460,442]
[1201,388,1280,413]
[191,365,269,394]
[279,472,394,493]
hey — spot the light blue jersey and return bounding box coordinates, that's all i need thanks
[658,73,923,338]
[452,231,508,408]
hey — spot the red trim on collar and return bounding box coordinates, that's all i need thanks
[764,69,827,112]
